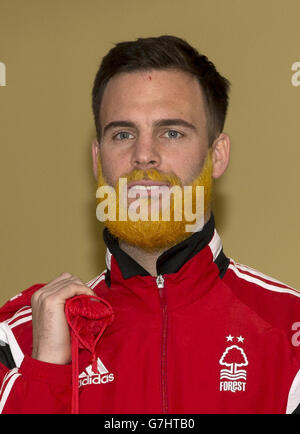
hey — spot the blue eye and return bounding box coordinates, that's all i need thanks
[164,130,183,139]
[114,132,134,140]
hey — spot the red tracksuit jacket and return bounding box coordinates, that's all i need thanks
[0,215,299,414]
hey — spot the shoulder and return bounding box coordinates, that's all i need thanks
[0,283,46,369]
[0,270,108,369]
[0,269,108,323]
[223,258,300,348]
[224,258,299,300]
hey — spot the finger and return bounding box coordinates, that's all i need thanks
[42,282,95,305]
[44,275,83,293]
[31,276,88,305]
[49,272,74,284]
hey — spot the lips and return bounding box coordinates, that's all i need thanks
[127,180,171,188]
[127,181,171,198]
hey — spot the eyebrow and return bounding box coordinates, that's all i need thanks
[102,118,197,136]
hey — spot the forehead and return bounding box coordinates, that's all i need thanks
[99,69,207,127]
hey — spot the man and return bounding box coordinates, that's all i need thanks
[0,35,299,414]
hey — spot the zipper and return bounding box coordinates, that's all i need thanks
[156,274,168,414]
[156,274,165,289]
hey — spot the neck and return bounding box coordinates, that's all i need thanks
[118,211,211,276]
[118,241,164,276]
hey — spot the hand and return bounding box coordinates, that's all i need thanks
[31,272,94,365]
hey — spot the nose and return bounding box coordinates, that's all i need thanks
[130,135,161,171]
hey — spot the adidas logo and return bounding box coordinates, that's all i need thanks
[78,357,114,388]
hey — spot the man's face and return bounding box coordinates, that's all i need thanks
[93,68,230,250]
[98,69,210,189]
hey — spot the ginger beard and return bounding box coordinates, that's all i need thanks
[96,150,213,252]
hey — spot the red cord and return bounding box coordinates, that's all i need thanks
[71,332,79,414]
[65,294,114,414]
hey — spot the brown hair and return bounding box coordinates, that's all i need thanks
[92,35,230,146]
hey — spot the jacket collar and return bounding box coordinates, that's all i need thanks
[102,213,229,282]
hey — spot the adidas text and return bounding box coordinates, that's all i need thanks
[79,373,114,387]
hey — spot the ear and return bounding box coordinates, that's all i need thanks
[211,133,231,179]
[91,138,100,181]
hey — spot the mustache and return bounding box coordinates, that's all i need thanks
[115,169,182,187]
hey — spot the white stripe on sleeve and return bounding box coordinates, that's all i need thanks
[0,368,21,413]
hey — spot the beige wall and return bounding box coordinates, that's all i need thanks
[0,0,299,305]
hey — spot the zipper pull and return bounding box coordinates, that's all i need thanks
[156,274,165,288]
